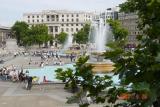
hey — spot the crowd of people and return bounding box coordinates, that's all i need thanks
[0,66,19,82]
[33,50,77,67]
[0,66,35,90]
[0,49,80,91]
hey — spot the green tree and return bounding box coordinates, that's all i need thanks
[55,56,114,106]
[49,35,54,45]
[11,21,29,45]
[107,19,128,41]
[56,32,68,44]
[29,24,53,47]
[55,19,129,107]
[73,24,90,44]
[105,0,160,106]
[55,0,160,106]
[36,35,45,47]
[21,35,32,48]
[55,56,94,105]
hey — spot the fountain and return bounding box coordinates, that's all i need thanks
[88,18,114,73]
[62,34,81,54]
[63,34,73,50]
[89,18,113,52]
[94,19,108,52]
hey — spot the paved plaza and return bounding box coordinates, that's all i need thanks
[0,81,77,107]
[0,81,106,107]
[0,39,105,107]
[0,39,71,69]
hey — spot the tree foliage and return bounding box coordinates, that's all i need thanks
[56,32,68,44]
[29,25,52,47]
[57,0,160,106]
[105,0,160,106]
[11,21,29,45]
[55,19,129,107]
[73,24,90,44]
[55,56,114,106]
[12,22,53,47]
[107,19,128,41]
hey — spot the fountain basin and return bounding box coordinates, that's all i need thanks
[91,51,105,56]
[65,50,80,54]
[87,62,115,73]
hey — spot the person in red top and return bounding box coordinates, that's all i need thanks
[43,76,48,82]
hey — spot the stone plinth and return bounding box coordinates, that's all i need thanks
[87,62,115,73]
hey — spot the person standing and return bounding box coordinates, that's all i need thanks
[70,53,74,62]
[27,76,33,90]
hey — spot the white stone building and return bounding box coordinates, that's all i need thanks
[100,7,119,23]
[0,25,10,48]
[23,10,94,37]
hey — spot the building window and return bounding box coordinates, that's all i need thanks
[62,19,64,22]
[49,26,53,33]
[71,24,73,26]
[37,15,39,18]
[32,20,34,22]
[71,28,73,32]
[67,14,69,17]
[47,15,49,18]
[28,20,30,23]
[76,14,79,17]
[37,20,39,22]
[52,19,55,21]
[76,19,79,22]
[81,24,83,26]
[28,16,30,18]
[66,24,69,26]
[56,15,59,18]
[47,19,49,21]
[51,15,54,18]
[55,26,58,32]
[61,24,64,26]
[72,14,74,17]
[71,19,74,22]
[42,19,43,22]
[76,24,78,26]
[57,19,59,21]
[67,19,69,22]
[62,14,64,17]
[32,16,34,18]
[76,28,78,31]
[66,28,69,32]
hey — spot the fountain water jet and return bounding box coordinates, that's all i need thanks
[63,34,73,50]
[88,18,114,73]
[89,18,112,52]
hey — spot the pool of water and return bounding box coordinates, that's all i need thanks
[25,63,120,84]
[25,63,75,83]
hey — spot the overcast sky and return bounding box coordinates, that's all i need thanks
[0,0,126,27]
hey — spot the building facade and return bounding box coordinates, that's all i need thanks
[0,26,10,48]
[118,12,142,48]
[100,7,119,23]
[23,10,94,37]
